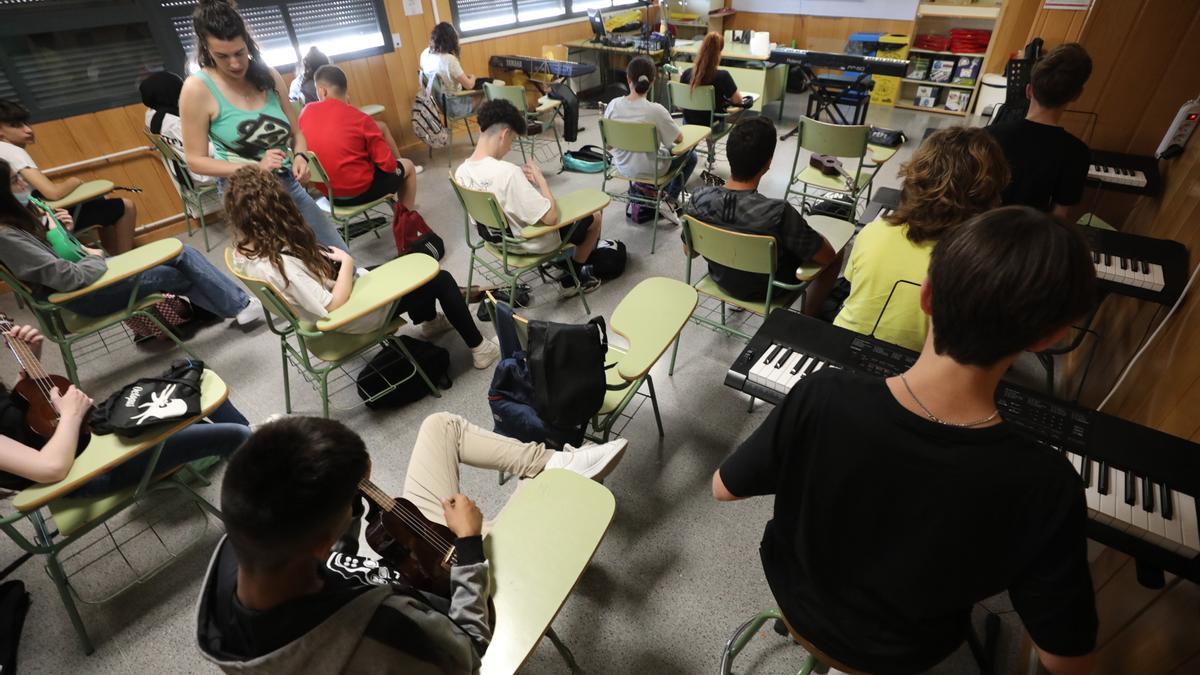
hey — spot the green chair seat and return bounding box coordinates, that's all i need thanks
[331,196,393,220]
[59,294,167,334]
[794,165,875,194]
[482,242,563,270]
[694,275,800,315]
[49,489,136,537]
[303,316,407,363]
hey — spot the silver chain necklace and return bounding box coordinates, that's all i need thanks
[899,374,1000,428]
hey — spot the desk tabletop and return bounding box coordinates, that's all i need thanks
[13,370,229,512]
[48,238,183,304]
[673,40,774,62]
[674,125,711,155]
[317,254,440,332]
[480,469,615,675]
[795,215,855,281]
[45,179,115,210]
[564,38,664,57]
[610,277,697,381]
[358,103,385,117]
[520,189,611,240]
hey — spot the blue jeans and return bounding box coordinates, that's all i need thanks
[220,173,348,252]
[667,150,698,201]
[70,421,251,497]
[66,245,250,318]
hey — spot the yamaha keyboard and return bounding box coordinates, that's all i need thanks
[488,55,597,79]
[726,310,1200,583]
[768,47,909,77]
[1084,226,1189,305]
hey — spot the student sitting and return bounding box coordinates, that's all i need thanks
[603,56,697,221]
[196,413,626,672]
[298,65,417,211]
[224,166,500,369]
[288,46,329,105]
[0,159,262,326]
[420,22,489,118]
[714,206,1099,675]
[0,99,137,254]
[0,323,251,494]
[685,117,837,316]
[140,71,216,188]
[679,32,747,129]
[456,99,603,296]
[833,127,1008,351]
[988,43,1093,218]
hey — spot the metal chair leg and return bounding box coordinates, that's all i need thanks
[668,334,682,376]
[546,626,583,672]
[646,374,664,436]
[282,345,293,414]
[563,257,590,314]
[31,510,94,654]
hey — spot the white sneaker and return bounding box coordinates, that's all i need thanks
[544,438,628,481]
[414,165,425,175]
[420,313,454,338]
[251,412,286,431]
[656,205,681,227]
[235,296,264,326]
[471,337,501,369]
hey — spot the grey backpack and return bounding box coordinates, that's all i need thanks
[412,77,449,149]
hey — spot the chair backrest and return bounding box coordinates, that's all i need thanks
[0,260,38,306]
[797,117,869,159]
[668,81,716,114]
[683,215,776,277]
[599,118,660,154]
[143,130,198,191]
[303,151,341,204]
[222,248,305,329]
[448,173,514,237]
[484,82,529,114]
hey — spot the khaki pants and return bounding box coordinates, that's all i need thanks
[401,412,555,526]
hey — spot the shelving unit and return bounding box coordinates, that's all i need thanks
[898,1,1007,116]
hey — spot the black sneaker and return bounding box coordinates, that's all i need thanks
[560,264,601,297]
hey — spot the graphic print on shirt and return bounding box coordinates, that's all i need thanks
[327,551,408,586]
[229,114,292,158]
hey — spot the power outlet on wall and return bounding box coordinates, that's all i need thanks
[392,32,403,49]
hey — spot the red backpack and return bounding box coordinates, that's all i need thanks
[392,205,445,260]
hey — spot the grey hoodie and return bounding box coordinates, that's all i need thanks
[196,537,492,675]
[0,225,106,296]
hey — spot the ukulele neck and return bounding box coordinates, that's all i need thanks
[0,316,51,381]
[358,478,397,512]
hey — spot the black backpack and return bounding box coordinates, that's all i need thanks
[528,317,614,430]
[586,239,627,281]
[356,337,452,409]
[90,360,205,437]
[0,580,31,674]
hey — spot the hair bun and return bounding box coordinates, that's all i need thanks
[637,75,650,83]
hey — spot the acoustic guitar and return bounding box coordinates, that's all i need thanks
[1,313,90,448]
[359,478,457,597]
[808,153,855,190]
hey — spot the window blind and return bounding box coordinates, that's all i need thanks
[170,3,297,68]
[517,0,564,23]
[456,0,516,33]
[0,69,16,103]
[291,0,386,58]
[9,24,163,111]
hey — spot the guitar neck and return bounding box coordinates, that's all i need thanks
[0,315,51,381]
[358,478,397,512]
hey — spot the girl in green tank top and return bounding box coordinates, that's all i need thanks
[195,70,293,167]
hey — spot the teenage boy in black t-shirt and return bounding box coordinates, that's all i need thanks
[714,206,1099,675]
[988,43,1093,218]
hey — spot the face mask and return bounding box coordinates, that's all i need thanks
[13,190,31,207]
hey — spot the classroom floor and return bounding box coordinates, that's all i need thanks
[2,95,1039,674]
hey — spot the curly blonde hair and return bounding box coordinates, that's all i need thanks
[886,127,1009,244]
[224,166,334,286]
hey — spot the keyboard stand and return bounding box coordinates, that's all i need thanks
[779,66,873,140]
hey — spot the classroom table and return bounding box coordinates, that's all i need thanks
[47,238,183,304]
[44,179,115,211]
[564,38,665,100]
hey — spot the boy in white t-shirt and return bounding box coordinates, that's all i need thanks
[0,99,138,254]
[455,99,603,296]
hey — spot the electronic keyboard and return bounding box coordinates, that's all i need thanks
[488,55,597,79]
[1084,227,1189,306]
[726,310,1200,584]
[1088,163,1147,188]
[768,47,910,77]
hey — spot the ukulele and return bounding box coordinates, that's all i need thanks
[359,478,457,597]
[808,153,855,190]
[0,313,91,449]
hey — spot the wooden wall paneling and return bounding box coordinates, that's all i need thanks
[1127,7,1200,154]
[988,0,1041,73]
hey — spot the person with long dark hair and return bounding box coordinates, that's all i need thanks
[289,46,329,105]
[679,32,746,129]
[0,159,262,325]
[223,166,500,369]
[602,55,697,223]
[419,22,487,117]
[178,0,347,251]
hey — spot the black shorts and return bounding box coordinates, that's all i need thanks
[559,215,593,245]
[333,165,404,207]
[72,197,126,229]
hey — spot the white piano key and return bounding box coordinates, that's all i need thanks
[1067,453,1083,476]
[784,356,813,390]
[1146,484,1169,544]
[1162,489,1186,553]
[1131,480,1150,533]
[1097,466,1118,526]
[1148,263,1165,292]
[1178,493,1200,554]
[1113,473,1134,532]
[770,353,802,391]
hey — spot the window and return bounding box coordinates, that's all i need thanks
[163,0,391,70]
[450,0,642,38]
[0,0,392,120]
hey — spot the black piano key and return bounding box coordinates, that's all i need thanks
[774,348,792,368]
[1092,251,1100,263]
[790,356,806,374]
[1142,477,1154,512]
[1119,257,1129,271]
[1081,456,1092,487]
[1104,253,1112,266]
[1124,471,1137,505]
[1141,260,1150,274]
[1161,484,1174,520]
[1097,462,1110,495]
[763,344,779,363]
